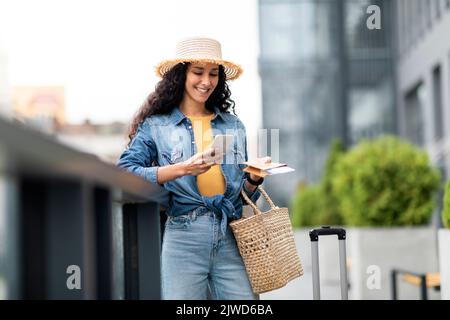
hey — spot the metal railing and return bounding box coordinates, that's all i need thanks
[0,116,169,299]
[391,269,441,300]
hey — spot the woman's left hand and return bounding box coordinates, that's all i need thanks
[249,156,271,181]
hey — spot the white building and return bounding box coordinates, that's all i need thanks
[394,0,450,226]
[395,0,450,171]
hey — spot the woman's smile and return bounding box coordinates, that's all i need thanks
[195,86,211,95]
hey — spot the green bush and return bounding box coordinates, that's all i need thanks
[291,139,344,228]
[332,136,441,226]
[443,180,450,229]
[323,139,345,188]
[291,185,325,228]
[320,139,345,226]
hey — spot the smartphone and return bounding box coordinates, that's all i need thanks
[205,134,234,164]
[211,134,233,155]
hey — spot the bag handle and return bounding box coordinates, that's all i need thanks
[241,185,277,215]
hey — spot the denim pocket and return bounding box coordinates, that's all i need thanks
[161,146,184,165]
[166,214,191,230]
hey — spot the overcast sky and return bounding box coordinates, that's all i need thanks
[0,0,262,137]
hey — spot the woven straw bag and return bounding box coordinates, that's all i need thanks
[229,185,303,294]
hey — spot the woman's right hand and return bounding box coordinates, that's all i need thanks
[181,147,218,176]
[157,148,220,184]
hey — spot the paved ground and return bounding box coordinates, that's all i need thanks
[260,272,342,300]
[260,229,343,300]
[260,247,343,300]
[259,230,442,300]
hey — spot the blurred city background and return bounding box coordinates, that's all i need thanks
[1,0,450,300]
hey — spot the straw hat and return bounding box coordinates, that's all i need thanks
[155,37,243,80]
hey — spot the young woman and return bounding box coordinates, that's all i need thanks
[117,37,270,300]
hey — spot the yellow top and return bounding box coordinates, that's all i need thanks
[187,114,226,196]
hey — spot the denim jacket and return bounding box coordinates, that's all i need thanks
[117,106,261,234]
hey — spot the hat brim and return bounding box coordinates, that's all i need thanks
[155,58,243,80]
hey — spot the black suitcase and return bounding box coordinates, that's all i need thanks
[309,226,349,300]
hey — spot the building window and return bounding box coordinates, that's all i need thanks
[346,0,395,145]
[425,0,432,29]
[405,83,426,146]
[432,65,444,141]
[259,1,336,61]
[433,0,441,19]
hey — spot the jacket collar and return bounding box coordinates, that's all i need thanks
[169,106,225,125]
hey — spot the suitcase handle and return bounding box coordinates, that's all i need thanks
[309,226,348,300]
[309,226,346,241]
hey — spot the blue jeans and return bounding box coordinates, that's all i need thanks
[161,207,258,300]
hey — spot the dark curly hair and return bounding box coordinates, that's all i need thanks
[127,62,236,145]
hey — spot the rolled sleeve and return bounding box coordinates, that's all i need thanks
[143,167,159,184]
[117,119,159,184]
